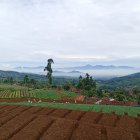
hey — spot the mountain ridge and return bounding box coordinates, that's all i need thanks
[62,64,134,70]
[14,64,135,71]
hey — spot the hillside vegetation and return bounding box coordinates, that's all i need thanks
[99,72,140,90]
[1,70,140,90]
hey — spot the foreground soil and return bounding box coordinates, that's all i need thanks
[0,104,140,140]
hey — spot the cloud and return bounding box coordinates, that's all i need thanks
[0,0,140,67]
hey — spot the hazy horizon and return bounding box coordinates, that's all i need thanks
[1,64,139,78]
[0,0,140,70]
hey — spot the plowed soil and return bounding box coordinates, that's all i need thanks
[0,104,140,140]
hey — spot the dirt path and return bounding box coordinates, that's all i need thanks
[0,98,136,106]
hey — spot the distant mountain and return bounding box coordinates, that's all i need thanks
[15,65,134,71]
[14,66,85,77]
[68,70,83,74]
[14,66,44,70]
[99,72,140,89]
[53,70,84,77]
[61,64,134,70]
[53,70,65,73]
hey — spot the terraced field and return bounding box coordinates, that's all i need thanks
[0,90,36,99]
[0,104,140,140]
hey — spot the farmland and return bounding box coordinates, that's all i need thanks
[0,85,140,140]
[0,89,76,100]
[0,84,76,99]
[0,90,36,99]
[0,104,139,140]
[0,84,140,117]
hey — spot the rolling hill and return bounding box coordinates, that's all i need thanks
[0,70,140,90]
[0,70,78,85]
[99,72,140,89]
[60,64,134,70]
[0,70,45,81]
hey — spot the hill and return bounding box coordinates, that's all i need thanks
[0,70,78,85]
[1,70,140,90]
[0,70,45,81]
[99,72,140,90]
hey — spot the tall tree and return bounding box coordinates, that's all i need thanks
[9,77,14,85]
[24,75,29,85]
[138,94,140,105]
[44,58,54,85]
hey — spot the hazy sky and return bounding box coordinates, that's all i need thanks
[0,0,140,69]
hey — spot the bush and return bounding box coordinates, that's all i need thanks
[51,85,57,89]
[97,89,103,97]
[116,94,125,101]
[63,82,71,91]
[137,94,140,105]
[84,89,96,97]
[84,85,91,91]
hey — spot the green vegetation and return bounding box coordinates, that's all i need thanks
[0,84,76,99]
[0,102,140,117]
[63,82,72,91]
[77,73,96,97]
[29,89,76,100]
[0,70,79,86]
[0,84,27,92]
[1,70,140,90]
[0,68,140,102]
[138,94,140,105]
[23,75,30,85]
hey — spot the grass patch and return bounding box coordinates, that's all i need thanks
[29,89,76,100]
[0,102,140,117]
[92,105,140,116]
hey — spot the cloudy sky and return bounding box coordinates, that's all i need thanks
[0,0,140,69]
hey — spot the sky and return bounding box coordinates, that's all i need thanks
[0,0,140,69]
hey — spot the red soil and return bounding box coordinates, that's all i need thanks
[0,105,139,140]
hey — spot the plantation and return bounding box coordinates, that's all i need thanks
[0,84,76,100]
[0,90,36,99]
[0,84,26,91]
[0,89,76,100]
[30,89,76,100]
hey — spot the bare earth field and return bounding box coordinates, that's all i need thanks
[0,104,140,140]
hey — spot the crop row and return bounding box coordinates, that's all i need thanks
[0,90,36,99]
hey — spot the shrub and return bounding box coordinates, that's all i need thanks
[137,94,140,105]
[63,82,71,91]
[116,94,125,101]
